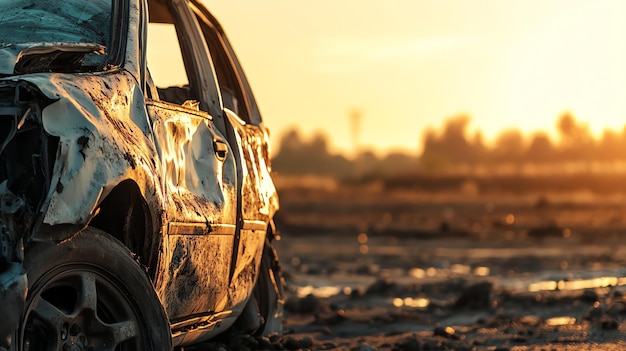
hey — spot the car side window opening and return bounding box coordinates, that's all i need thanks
[146,22,195,106]
[193,14,251,123]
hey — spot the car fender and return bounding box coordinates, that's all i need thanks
[14,71,164,228]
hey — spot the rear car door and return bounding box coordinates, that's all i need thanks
[191,3,280,308]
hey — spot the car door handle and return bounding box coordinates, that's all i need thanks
[214,139,228,161]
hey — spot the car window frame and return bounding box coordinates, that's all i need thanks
[109,0,131,70]
[144,0,224,123]
[191,8,249,123]
[189,1,263,126]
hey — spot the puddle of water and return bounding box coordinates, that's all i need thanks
[528,276,626,292]
[392,297,430,308]
[528,280,558,292]
[409,265,491,279]
[297,285,341,298]
[451,264,471,275]
[291,258,626,302]
[545,316,576,326]
[407,267,437,278]
[474,266,490,276]
[408,268,425,278]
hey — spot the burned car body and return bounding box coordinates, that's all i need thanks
[0,0,283,349]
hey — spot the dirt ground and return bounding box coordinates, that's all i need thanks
[198,181,626,350]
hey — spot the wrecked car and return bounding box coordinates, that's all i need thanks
[0,0,283,349]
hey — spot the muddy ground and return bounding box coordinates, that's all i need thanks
[196,181,626,350]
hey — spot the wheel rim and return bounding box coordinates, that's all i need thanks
[21,264,148,351]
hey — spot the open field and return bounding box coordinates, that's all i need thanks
[195,177,626,350]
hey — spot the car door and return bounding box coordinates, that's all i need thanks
[192,3,280,308]
[145,1,237,323]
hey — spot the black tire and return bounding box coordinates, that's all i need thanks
[14,227,171,351]
[254,239,285,335]
[231,239,285,336]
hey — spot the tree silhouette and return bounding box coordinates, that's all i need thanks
[420,115,485,171]
[493,129,525,164]
[272,113,626,179]
[272,128,353,178]
[526,132,555,164]
[556,112,594,162]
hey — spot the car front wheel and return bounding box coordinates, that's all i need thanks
[15,227,171,351]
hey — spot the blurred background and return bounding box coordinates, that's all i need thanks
[198,1,626,349]
[204,0,626,164]
[201,0,626,219]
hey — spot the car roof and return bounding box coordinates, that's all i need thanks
[147,0,173,24]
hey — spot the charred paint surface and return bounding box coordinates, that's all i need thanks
[17,71,163,226]
[226,110,278,222]
[226,110,278,307]
[227,228,265,307]
[148,102,237,225]
[161,234,233,320]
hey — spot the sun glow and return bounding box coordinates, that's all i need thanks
[502,2,626,140]
[200,1,626,155]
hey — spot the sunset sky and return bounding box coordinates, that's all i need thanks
[201,0,626,156]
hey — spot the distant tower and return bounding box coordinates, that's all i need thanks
[350,108,362,155]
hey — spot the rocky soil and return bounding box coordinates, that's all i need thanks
[192,185,626,350]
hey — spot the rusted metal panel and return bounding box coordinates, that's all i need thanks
[224,110,279,309]
[147,102,238,225]
[227,228,266,307]
[16,72,164,226]
[225,109,279,222]
[160,234,233,321]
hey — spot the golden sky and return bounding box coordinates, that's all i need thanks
[201,0,626,155]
